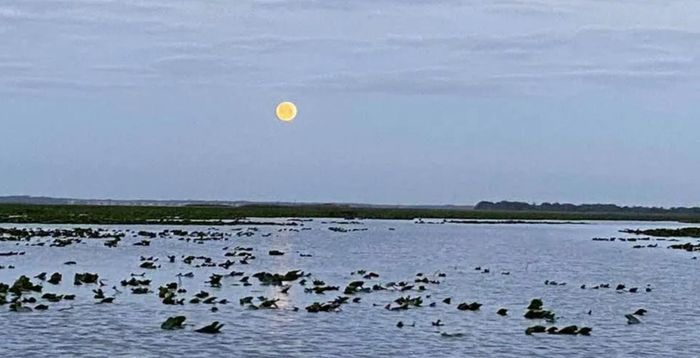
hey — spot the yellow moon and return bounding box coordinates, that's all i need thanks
[275,101,297,122]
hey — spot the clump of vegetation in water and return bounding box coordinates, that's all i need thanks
[621,227,700,238]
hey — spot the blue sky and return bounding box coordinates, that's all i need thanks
[1,1,699,206]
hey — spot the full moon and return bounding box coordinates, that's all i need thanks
[275,101,297,122]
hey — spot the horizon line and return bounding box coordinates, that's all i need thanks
[1,194,698,210]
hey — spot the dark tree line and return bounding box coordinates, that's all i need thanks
[474,201,700,214]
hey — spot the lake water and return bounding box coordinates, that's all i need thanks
[1,219,699,357]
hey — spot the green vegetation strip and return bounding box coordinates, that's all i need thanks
[1,203,700,225]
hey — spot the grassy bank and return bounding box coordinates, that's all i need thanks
[1,203,700,225]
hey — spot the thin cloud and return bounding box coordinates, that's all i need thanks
[1,1,699,96]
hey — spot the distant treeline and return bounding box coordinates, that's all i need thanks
[474,201,700,214]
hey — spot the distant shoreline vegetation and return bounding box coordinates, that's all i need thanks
[474,201,700,215]
[1,201,700,225]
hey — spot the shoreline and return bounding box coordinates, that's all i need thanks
[1,203,700,225]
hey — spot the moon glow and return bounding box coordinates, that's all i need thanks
[276,101,297,122]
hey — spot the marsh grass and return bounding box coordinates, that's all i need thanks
[1,203,699,225]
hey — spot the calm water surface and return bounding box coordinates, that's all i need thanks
[1,219,698,357]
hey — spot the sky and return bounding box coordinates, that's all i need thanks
[1,0,699,206]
